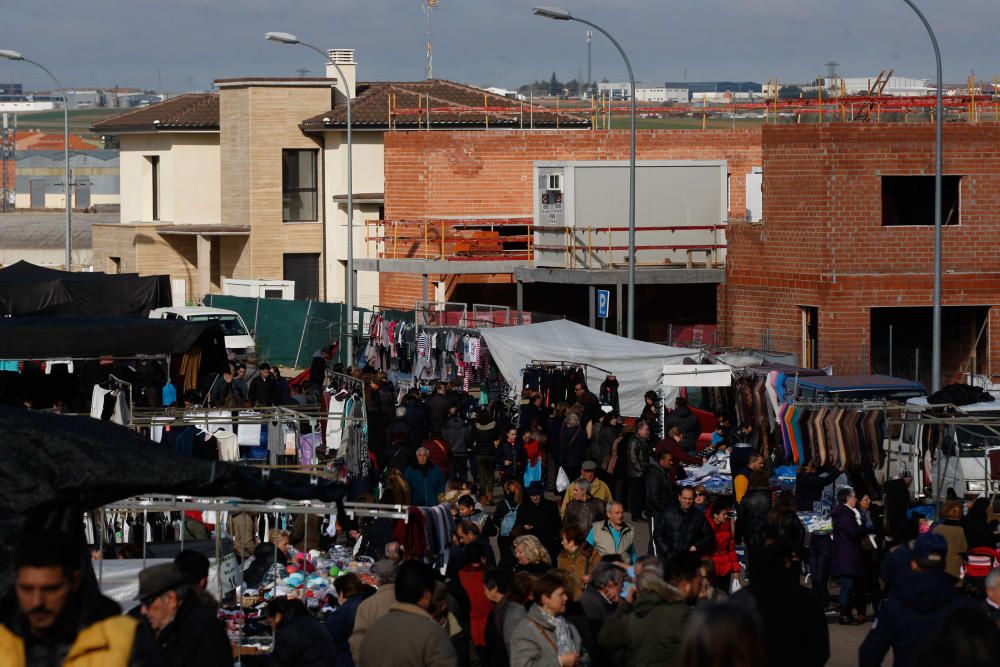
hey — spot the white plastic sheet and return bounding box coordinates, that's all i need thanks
[480,320,696,417]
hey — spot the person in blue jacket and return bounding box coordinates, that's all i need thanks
[858,532,966,667]
[404,446,446,506]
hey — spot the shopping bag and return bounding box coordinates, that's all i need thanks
[730,576,742,595]
[556,466,571,493]
[523,459,543,488]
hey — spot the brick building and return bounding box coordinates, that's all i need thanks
[719,123,1000,388]
[376,129,762,340]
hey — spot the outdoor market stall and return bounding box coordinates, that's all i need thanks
[481,319,698,417]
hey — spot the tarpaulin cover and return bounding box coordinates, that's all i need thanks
[480,320,697,417]
[0,317,226,365]
[785,374,926,395]
[0,406,346,592]
[0,261,171,317]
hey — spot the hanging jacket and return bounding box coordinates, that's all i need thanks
[599,376,621,414]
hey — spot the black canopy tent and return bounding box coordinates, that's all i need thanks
[0,406,346,595]
[0,261,171,317]
[0,317,226,367]
[0,318,228,410]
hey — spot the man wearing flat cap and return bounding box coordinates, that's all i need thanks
[137,562,231,666]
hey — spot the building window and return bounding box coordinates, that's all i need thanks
[283,253,320,301]
[282,149,318,222]
[881,175,961,226]
[146,155,160,221]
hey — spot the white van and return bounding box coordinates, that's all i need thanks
[149,306,256,358]
[886,397,1000,500]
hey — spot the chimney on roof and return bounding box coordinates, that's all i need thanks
[326,49,356,100]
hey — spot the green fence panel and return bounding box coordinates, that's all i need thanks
[206,295,365,368]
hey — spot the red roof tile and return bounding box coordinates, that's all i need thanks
[301,79,588,130]
[91,94,219,133]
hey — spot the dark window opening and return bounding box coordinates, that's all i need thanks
[147,155,160,221]
[801,306,819,369]
[282,149,318,222]
[870,306,988,389]
[283,253,320,301]
[881,175,961,226]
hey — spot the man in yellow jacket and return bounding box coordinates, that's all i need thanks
[0,530,157,667]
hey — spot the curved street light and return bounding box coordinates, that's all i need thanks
[533,7,637,339]
[266,32,355,364]
[900,0,943,393]
[0,49,72,270]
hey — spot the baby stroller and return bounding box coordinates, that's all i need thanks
[962,546,1000,599]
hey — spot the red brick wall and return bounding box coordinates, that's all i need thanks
[380,128,763,307]
[720,123,1000,382]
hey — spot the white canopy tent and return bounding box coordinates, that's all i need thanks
[480,320,698,417]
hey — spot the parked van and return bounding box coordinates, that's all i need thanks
[149,306,255,357]
[885,397,1000,500]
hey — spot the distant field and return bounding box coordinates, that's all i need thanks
[12,108,122,138]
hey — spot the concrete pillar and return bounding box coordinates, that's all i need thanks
[589,285,596,328]
[196,234,211,304]
[516,281,524,324]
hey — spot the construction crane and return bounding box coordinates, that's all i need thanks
[421,0,440,80]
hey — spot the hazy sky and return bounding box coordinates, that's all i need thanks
[2,0,997,92]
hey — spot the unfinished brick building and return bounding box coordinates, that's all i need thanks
[374,128,762,341]
[719,123,1000,388]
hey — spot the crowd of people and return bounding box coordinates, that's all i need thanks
[6,360,1000,667]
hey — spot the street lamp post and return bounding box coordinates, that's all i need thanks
[532,7,637,339]
[0,50,72,270]
[900,0,943,393]
[266,32,355,365]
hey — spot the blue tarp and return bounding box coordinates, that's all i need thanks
[785,374,925,399]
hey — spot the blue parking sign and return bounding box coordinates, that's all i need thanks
[597,289,610,319]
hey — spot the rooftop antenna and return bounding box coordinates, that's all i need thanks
[295,67,310,78]
[421,0,440,80]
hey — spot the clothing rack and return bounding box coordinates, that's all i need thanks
[529,359,612,376]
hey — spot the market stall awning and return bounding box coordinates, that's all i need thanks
[0,261,172,317]
[0,405,346,592]
[0,317,226,368]
[480,320,697,417]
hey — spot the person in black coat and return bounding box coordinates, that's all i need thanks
[426,383,451,437]
[264,597,336,667]
[795,462,837,512]
[325,574,369,667]
[653,486,714,562]
[737,472,773,583]
[883,472,913,545]
[514,481,563,561]
[732,539,830,667]
[243,530,290,589]
[663,396,700,452]
[963,497,996,549]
